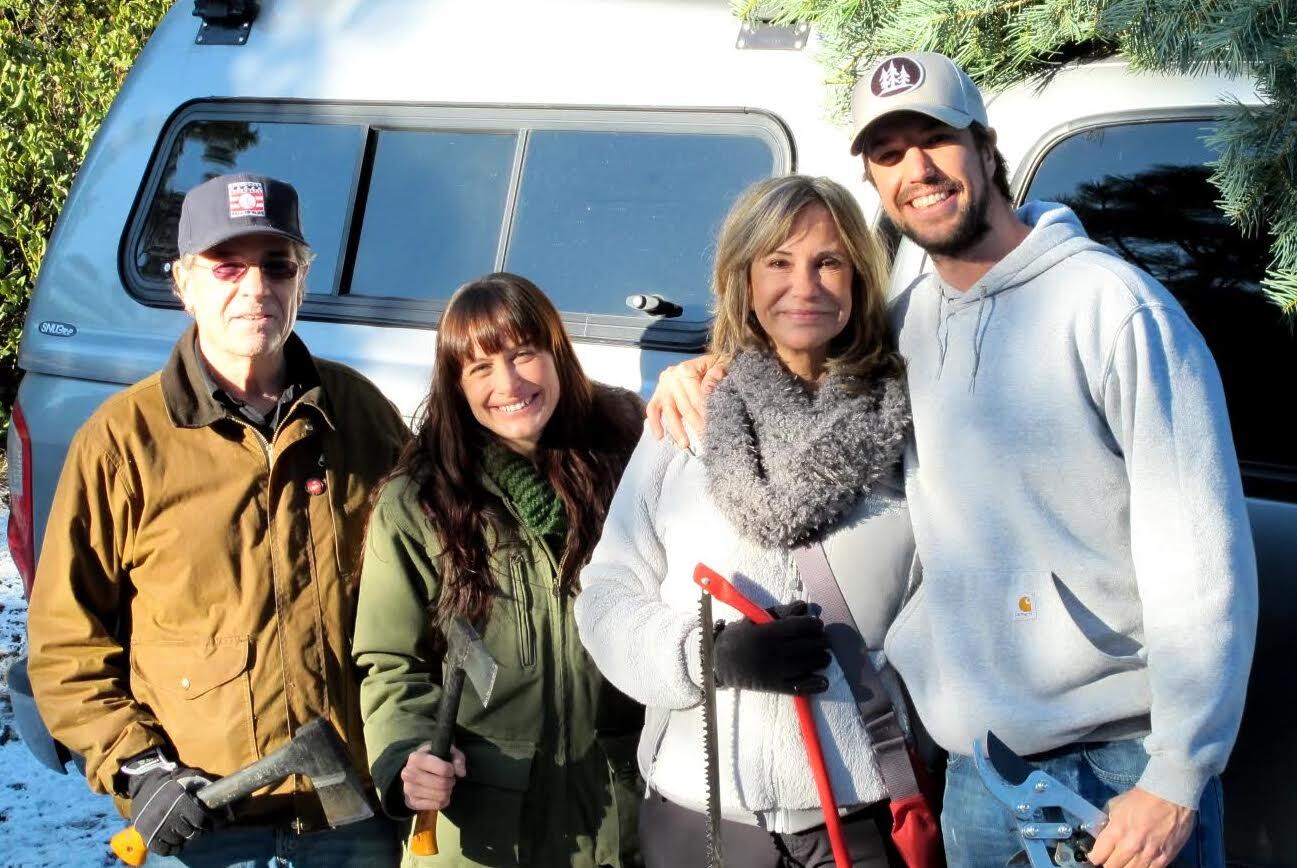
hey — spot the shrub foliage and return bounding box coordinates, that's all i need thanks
[0,0,170,430]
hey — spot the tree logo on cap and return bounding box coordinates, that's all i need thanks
[871,57,925,98]
[228,181,267,219]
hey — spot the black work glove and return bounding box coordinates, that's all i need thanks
[712,601,831,695]
[121,750,222,856]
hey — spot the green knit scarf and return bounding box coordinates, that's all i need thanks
[482,441,568,541]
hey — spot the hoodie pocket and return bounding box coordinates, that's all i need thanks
[885,570,1143,752]
[1019,571,1144,673]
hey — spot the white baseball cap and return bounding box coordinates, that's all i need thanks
[849,52,988,156]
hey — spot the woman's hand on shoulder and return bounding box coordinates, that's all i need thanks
[646,354,726,447]
[401,744,467,811]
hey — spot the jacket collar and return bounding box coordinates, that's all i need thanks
[160,323,330,430]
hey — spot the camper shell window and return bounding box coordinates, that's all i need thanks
[124,100,790,348]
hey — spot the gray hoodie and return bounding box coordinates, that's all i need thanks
[884,201,1258,809]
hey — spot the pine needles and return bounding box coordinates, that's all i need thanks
[736,0,1297,312]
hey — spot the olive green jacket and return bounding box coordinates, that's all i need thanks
[354,471,643,867]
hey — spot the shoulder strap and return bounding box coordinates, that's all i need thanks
[793,543,920,801]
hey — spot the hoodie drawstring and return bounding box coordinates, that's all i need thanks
[922,201,1099,392]
[933,281,995,391]
[934,291,953,379]
[969,283,994,392]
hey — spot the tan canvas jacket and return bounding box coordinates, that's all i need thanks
[27,326,408,829]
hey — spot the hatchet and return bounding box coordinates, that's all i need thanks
[409,615,499,857]
[110,716,372,865]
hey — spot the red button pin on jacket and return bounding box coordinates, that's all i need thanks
[306,478,326,496]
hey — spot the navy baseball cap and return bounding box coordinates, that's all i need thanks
[177,173,308,256]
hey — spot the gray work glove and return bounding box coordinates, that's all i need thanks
[120,749,223,856]
[712,601,831,695]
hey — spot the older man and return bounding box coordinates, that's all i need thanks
[648,53,1257,868]
[27,173,408,866]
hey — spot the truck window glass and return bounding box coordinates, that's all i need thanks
[1025,120,1296,491]
[348,130,517,299]
[132,119,364,296]
[504,131,775,319]
[127,107,789,346]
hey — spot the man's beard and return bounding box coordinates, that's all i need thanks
[894,175,992,258]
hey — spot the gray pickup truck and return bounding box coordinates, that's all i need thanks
[6,2,1293,864]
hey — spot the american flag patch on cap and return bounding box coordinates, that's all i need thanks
[227,181,266,218]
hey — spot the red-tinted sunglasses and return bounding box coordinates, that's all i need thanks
[193,258,301,282]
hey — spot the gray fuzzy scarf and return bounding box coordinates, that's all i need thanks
[702,351,910,548]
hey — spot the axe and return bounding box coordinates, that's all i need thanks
[111,717,372,865]
[409,615,499,857]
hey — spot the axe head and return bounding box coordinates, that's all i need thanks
[198,718,374,827]
[291,718,376,827]
[444,616,499,707]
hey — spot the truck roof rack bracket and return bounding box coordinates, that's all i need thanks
[736,21,809,51]
[193,0,259,46]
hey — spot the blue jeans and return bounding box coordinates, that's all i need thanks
[942,739,1224,868]
[148,815,400,868]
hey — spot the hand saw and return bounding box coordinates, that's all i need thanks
[697,567,725,867]
[694,562,851,868]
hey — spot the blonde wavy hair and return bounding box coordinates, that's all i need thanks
[709,175,901,382]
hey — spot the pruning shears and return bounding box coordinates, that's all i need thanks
[972,731,1109,867]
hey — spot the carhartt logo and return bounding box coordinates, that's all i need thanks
[871,57,925,98]
[1014,594,1036,621]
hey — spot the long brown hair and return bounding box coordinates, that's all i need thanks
[709,175,903,383]
[391,273,641,626]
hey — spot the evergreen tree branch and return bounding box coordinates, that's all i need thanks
[735,0,1297,309]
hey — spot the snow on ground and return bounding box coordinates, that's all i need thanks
[0,508,121,867]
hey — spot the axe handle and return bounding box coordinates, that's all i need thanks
[428,667,466,760]
[110,753,295,866]
[409,666,467,857]
[111,718,345,865]
[110,757,257,866]
[195,753,299,811]
[110,827,149,866]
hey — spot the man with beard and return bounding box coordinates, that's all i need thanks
[647,52,1256,868]
[850,51,1256,868]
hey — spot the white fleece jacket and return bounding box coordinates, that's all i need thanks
[576,431,916,833]
[884,201,1258,809]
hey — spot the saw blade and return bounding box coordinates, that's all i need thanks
[698,590,723,867]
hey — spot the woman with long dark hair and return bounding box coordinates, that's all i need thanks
[353,273,645,866]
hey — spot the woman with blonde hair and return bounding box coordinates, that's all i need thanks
[353,272,646,866]
[576,176,915,868]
